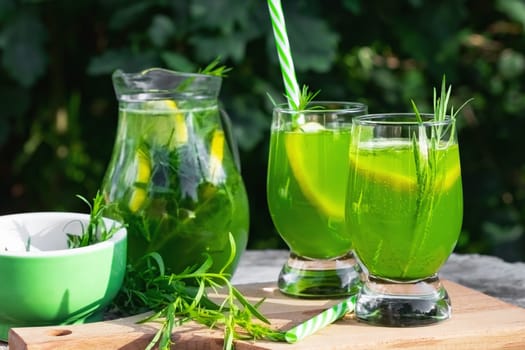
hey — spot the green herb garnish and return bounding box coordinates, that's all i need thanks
[113,235,285,350]
[198,57,232,78]
[67,191,124,248]
[404,76,472,277]
[295,85,320,111]
[267,84,321,131]
[268,84,319,112]
[411,76,473,136]
[410,76,472,187]
[173,57,231,94]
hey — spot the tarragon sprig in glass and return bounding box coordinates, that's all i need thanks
[404,76,472,277]
[411,76,472,188]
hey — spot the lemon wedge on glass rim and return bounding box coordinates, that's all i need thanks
[284,122,345,220]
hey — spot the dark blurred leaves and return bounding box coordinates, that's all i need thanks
[1,12,47,87]
[342,0,362,14]
[286,13,339,73]
[496,0,525,28]
[148,15,176,48]
[0,0,15,23]
[88,49,160,75]
[0,84,29,144]
[161,52,197,72]
[1,0,525,261]
[108,2,154,30]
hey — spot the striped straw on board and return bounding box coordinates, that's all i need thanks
[284,295,356,343]
[267,0,301,109]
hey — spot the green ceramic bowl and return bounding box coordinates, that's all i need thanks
[0,212,127,341]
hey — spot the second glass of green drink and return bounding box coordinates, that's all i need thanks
[346,113,463,325]
[267,101,367,297]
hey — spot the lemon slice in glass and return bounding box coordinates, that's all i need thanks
[285,122,344,219]
[349,140,461,192]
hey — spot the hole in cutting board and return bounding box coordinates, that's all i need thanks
[47,329,73,337]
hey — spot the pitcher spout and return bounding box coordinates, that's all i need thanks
[112,68,222,101]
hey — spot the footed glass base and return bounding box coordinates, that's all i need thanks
[355,274,451,326]
[278,252,361,298]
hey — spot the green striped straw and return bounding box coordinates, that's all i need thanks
[284,295,356,343]
[267,0,301,109]
[266,0,353,341]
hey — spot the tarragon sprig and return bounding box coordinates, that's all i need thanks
[267,84,320,111]
[113,234,285,350]
[294,85,320,111]
[267,84,321,130]
[404,76,471,277]
[413,76,473,142]
[198,57,232,77]
[410,76,473,187]
[173,57,232,95]
[291,85,321,129]
[67,191,124,248]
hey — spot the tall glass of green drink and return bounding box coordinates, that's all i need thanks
[346,113,463,325]
[267,101,367,297]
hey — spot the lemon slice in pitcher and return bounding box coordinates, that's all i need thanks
[128,100,187,212]
[285,122,345,220]
[128,148,151,212]
[161,100,188,147]
[167,101,188,146]
[209,129,225,184]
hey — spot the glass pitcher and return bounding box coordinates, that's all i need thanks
[101,68,249,277]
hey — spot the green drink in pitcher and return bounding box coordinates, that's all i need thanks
[101,69,249,278]
[102,106,249,275]
[267,101,367,297]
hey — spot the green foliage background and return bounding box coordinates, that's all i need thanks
[1,0,525,261]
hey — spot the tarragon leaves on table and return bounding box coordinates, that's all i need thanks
[113,234,285,350]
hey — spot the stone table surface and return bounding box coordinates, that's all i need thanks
[2,250,524,349]
[231,250,525,308]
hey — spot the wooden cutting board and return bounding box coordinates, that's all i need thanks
[8,280,525,349]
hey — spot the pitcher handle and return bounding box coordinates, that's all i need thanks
[219,108,242,173]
